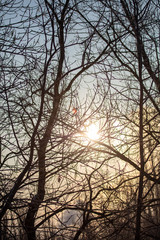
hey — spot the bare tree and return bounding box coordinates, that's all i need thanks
[1,0,160,239]
[81,0,160,239]
[0,0,112,239]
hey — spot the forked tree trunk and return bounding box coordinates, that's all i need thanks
[25,98,60,239]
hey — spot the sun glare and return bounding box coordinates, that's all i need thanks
[86,123,99,140]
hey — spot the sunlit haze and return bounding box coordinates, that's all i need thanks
[85,123,100,140]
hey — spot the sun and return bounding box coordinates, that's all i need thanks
[85,123,99,140]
